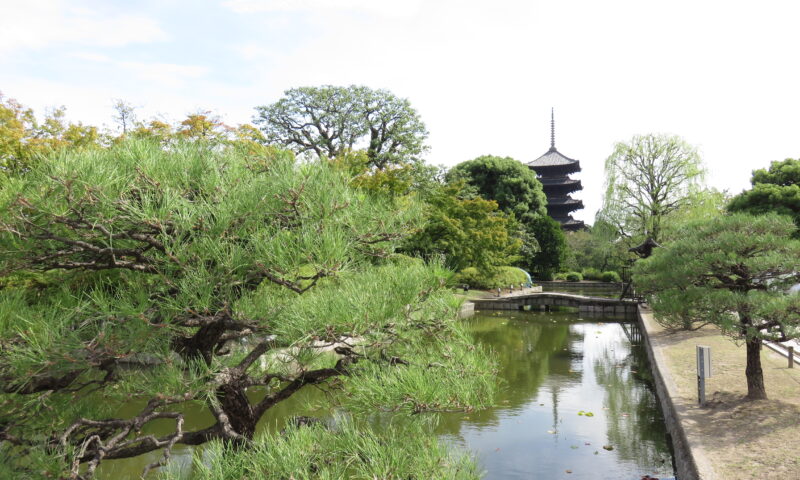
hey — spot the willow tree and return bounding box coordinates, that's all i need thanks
[0,141,495,478]
[600,134,705,243]
[635,213,800,400]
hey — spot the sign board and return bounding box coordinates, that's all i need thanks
[696,345,711,378]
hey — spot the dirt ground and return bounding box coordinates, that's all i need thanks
[645,310,800,479]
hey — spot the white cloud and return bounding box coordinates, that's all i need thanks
[0,0,167,56]
[69,51,113,62]
[63,52,209,88]
[222,0,423,17]
[117,62,209,88]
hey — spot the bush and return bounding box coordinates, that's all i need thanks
[452,266,528,289]
[600,271,621,283]
[565,271,583,282]
[581,268,602,281]
[553,272,567,281]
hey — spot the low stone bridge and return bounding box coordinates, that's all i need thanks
[471,292,640,315]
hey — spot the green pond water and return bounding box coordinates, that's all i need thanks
[97,310,675,479]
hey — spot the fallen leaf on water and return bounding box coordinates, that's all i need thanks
[547,430,557,434]
[602,445,614,451]
[565,470,572,474]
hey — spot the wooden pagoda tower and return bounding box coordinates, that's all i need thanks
[526,109,584,231]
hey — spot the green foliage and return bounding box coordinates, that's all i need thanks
[600,134,705,243]
[446,155,547,227]
[581,267,601,281]
[254,85,428,169]
[580,267,621,282]
[565,272,583,282]
[526,215,568,281]
[0,93,101,176]
[329,149,442,198]
[451,266,528,289]
[660,188,728,243]
[600,271,621,283]
[751,157,800,185]
[160,419,481,480]
[728,158,800,238]
[634,213,800,398]
[0,140,496,477]
[401,184,521,271]
[564,219,630,273]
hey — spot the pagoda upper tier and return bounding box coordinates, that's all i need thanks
[525,109,584,231]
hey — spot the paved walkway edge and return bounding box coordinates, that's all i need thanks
[637,305,717,480]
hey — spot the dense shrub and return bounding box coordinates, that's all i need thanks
[600,271,621,283]
[565,272,583,282]
[452,266,528,289]
[581,268,602,281]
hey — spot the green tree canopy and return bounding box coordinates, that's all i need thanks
[525,215,568,280]
[634,213,800,400]
[253,85,428,169]
[728,158,800,237]
[0,140,495,478]
[446,155,547,227]
[0,93,100,176]
[401,184,522,272]
[564,218,630,274]
[600,134,705,243]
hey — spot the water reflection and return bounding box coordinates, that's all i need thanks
[435,311,674,480]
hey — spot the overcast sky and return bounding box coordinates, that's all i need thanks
[2,0,799,222]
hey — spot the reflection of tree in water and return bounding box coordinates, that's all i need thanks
[436,312,582,434]
[593,326,673,469]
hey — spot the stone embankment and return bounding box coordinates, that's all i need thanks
[638,305,800,480]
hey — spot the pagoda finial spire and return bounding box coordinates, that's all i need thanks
[550,107,555,151]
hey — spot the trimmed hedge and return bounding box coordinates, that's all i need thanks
[600,271,621,283]
[581,268,602,281]
[565,271,583,282]
[451,266,528,289]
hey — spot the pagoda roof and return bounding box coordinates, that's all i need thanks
[527,147,580,168]
[561,218,586,231]
[527,108,581,170]
[550,215,586,231]
[547,197,583,207]
[540,177,581,187]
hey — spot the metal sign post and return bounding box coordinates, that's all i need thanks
[697,345,711,405]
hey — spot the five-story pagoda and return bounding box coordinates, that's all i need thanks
[526,110,584,231]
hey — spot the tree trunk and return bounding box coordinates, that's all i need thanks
[745,336,767,400]
[217,383,258,438]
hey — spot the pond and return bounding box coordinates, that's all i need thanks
[97,310,675,479]
[435,310,675,479]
